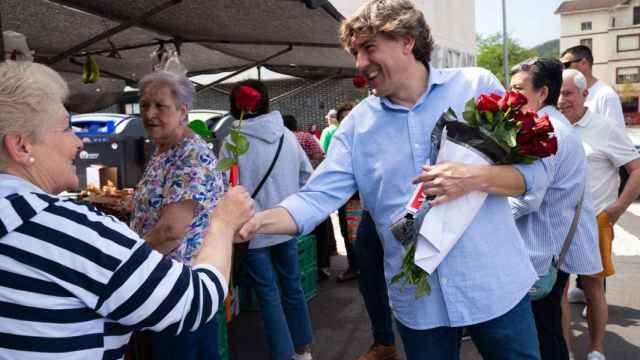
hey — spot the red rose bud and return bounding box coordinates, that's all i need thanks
[234,85,262,113]
[476,93,500,113]
[499,91,528,111]
[353,74,368,88]
[532,113,554,134]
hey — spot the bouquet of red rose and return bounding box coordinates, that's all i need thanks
[391,91,557,298]
[189,85,261,186]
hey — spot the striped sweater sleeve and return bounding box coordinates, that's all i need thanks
[3,193,227,335]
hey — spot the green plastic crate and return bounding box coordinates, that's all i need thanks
[297,234,317,273]
[216,310,229,360]
[300,267,318,301]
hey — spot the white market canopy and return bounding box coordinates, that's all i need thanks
[1,0,355,112]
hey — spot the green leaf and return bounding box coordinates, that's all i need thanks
[235,135,250,155]
[188,120,213,139]
[505,129,517,148]
[446,107,458,120]
[484,111,494,124]
[464,97,477,112]
[230,128,243,144]
[216,157,236,171]
[224,142,238,154]
[462,110,476,125]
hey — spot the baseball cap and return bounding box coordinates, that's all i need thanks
[326,109,337,118]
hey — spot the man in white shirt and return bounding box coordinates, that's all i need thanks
[560,45,625,129]
[558,69,640,360]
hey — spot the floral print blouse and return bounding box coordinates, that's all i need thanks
[131,134,224,265]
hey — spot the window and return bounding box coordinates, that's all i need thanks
[618,34,640,52]
[124,103,140,115]
[621,97,639,113]
[617,67,640,84]
[580,38,593,50]
[581,21,592,31]
[634,7,640,25]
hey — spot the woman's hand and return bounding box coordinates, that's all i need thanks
[211,186,255,233]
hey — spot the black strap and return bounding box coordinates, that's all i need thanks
[251,134,285,199]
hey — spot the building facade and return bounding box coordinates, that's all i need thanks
[556,0,640,124]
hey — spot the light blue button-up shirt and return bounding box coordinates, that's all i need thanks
[510,106,602,276]
[280,66,545,330]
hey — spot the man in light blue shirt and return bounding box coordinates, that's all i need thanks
[239,1,547,359]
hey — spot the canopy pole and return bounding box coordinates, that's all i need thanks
[0,10,5,63]
[196,45,292,93]
[270,74,339,103]
[44,0,182,65]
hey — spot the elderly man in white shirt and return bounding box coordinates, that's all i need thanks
[558,69,640,360]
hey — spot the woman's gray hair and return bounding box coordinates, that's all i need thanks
[138,71,194,110]
[562,69,587,93]
[0,61,69,167]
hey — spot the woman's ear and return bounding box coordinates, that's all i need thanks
[539,86,549,106]
[3,133,33,165]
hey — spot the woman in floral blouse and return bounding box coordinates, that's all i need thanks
[130,71,225,359]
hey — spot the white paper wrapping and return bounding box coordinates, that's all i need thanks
[414,135,490,274]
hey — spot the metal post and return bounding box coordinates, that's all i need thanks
[196,46,292,93]
[45,0,182,65]
[502,0,509,86]
[0,10,5,63]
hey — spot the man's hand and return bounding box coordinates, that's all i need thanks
[237,212,263,243]
[413,162,475,206]
[604,204,624,225]
[211,186,255,233]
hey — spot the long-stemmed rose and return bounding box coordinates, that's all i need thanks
[189,85,261,186]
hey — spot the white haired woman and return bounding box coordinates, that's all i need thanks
[0,61,254,360]
[129,70,230,359]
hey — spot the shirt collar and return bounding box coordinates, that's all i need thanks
[380,63,453,111]
[573,108,593,128]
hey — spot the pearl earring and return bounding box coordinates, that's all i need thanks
[28,156,35,164]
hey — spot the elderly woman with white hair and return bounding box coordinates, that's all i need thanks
[0,61,254,360]
[129,70,228,359]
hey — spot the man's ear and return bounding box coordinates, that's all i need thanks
[401,35,416,56]
[3,133,33,165]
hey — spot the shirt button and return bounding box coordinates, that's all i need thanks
[441,277,448,285]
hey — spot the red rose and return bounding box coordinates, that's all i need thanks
[234,85,262,113]
[353,74,368,89]
[514,110,536,131]
[476,93,500,113]
[499,91,528,111]
[542,136,558,155]
[519,135,558,157]
[532,113,553,134]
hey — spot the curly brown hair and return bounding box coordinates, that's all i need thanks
[339,0,434,64]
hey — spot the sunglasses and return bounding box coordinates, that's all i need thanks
[562,58,583,68]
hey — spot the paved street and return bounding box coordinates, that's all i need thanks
[231,202,640,359]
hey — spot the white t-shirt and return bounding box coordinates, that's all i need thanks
[585,79,625,129]
[574,109,640,213]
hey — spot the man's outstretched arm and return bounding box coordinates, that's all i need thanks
[238,207,299,241]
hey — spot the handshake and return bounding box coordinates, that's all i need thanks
[209,186,268,243]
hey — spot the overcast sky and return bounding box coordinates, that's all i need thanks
[475,0,564,48]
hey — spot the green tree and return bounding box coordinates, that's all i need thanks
[476,33,537,85]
